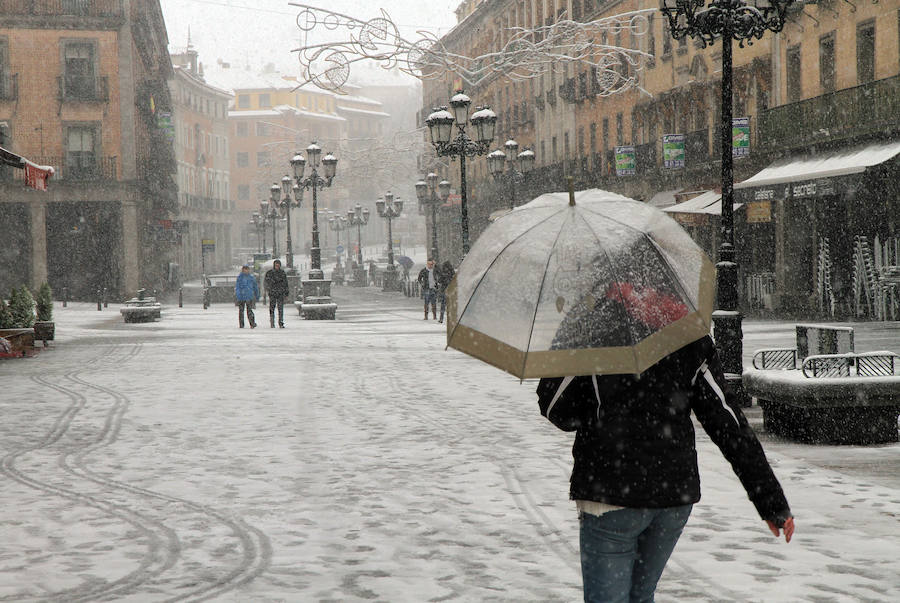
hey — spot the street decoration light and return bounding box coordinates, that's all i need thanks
[259,200,280,258]
[250,211,266,253]
[415,172,443,262]
[290,142,338,280]
[487,139,535,210]
[661,0,795,401]
[425,91,497,255]
[347,203,370,286]
[276,175,302,270]
[375,192,403,291]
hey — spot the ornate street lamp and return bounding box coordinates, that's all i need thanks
[250,211,266,253]
[375,192,404,292]
[260,199,279,258]
[661,0,795,402]
[276,175,302,270]
[425,91,497,255]
[347,203,370,286]
[290,142,338,280]
[329,215,350,265]
[488,139,535,210]
[415,172,443,262]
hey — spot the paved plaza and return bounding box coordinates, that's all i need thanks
[1,286,898,602]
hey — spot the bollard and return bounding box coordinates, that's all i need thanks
[178,287,183,308]
[63,287,68,308]
[96,289,102,311]
[102,287,108,308]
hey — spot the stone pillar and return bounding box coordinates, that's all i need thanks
[121,201,140,295]
[29,199,48,289]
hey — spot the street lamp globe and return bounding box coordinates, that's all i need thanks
[448,91,471,125]
[438,180,451,203]
[504,139,519,159]
[260,200,269,215]
[518,148,536,173]
[469,106,497,144]
[270,183,280,204]
[306,142,322,168]
[426,172,438,189]
[415,179,427,203]
[290,152,306,179]
[280,175,292,196]
[375,197,385,215]
[322,152,338,179]
[425,108,454,145]
[487,149,507,176]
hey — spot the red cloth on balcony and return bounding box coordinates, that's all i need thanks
[24,161,54,191]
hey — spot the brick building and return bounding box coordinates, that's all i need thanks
[0,0,177,300]
[422,0,900,315]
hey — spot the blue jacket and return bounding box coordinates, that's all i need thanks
[234,272,259,302]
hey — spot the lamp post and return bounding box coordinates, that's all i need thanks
[275,175,302,271]
[425,91,497,256]
[329,215,349,265]
[260,200,279,258]
[661,0,795,403]
[250,211,266,253]
[375,192,403,292]
[289,143,338,319]
[347,203,370,286]
[487,139,535,209]
[415,172,446,262]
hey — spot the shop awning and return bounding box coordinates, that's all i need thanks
[735,140,900,189]
[647,189,680,209]
[663,190,736,215]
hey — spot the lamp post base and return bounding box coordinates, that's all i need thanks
[713,309,751,407]
[298,277,336,320]
[382,264,403,292]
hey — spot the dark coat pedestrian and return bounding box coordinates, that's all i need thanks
[435,261,455,323]
[264,260,289,328]
[537,335,794,601]
[418,259,438,320]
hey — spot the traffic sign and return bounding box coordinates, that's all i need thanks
[336,244,344,254]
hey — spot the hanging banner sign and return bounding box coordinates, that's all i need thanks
[201,239,216,253]
[157,112,175,142]
[732,117,750,157]
[663,134,685,168]
[615,146,636,176]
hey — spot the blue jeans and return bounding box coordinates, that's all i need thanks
[579,505,692,603]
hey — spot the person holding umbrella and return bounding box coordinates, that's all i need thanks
[444,188,794,602]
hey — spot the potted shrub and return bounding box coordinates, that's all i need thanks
[0,299,14,329]
[8,286,35,329]
[34,282,55,343]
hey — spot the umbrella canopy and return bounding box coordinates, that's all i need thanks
[446,189,715,379]
[395,255,414,270]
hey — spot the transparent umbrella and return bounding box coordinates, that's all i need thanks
[446,189,715,378]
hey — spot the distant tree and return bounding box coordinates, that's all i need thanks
[35,282,53,322]
[8,286,35,328]
[0,299,14,329]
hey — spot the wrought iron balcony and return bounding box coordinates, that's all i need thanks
[634,142,657,173]
[0,73,18,101]
[1,155,117,182]
[58,75,109,102]
[759,75,900,152]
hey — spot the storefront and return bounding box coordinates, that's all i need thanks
[735,140,900,315]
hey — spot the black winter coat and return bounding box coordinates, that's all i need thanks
[537,336,791,523]
[264,268,290,298]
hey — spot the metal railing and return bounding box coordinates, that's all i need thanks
[5,155,117,181]
[57,75,109,102]
[752,348,797,370]
[802,352,898,378]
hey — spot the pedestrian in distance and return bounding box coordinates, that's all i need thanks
[417,258,438,320]
[234,265,259,329]
[436,260,455,324]
[264,259,290,328]
[537,334,794,603]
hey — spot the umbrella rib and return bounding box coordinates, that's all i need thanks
[578,211,643,373]
[447,208,566,347]
[641,233,701,316]
[519,208,572,378]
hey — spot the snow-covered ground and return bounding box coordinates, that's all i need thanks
[1,288,898,602]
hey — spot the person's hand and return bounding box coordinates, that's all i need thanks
[766,516,794,543]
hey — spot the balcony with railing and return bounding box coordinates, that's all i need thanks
[759,75,900,152]
[0,73,18,101]
[0,155,117,182]
[634,142,657,173]
[58,75,109,102]
[685,128,709,163]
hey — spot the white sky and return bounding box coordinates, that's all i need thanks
[159,0,461,82]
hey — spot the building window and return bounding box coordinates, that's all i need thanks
[552,136,557,162]
[590,123,597,155]
[65,124,97,175]
[615,113,624,145]
[257,151,269,167]
[236,122,248,137]
[786,44,802,103]
[602,118,609,151]
[237,94,250,108]
[63,41,96,98]
[238,185,250,201]
[256,122,270,136]
[0,39,9,99]
[856,21,875,84]
[819,33,835,94]
[259,93,271,108]
[236,152,248,167]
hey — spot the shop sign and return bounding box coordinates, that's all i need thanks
[157,112,174,142]
[663,134,685,168]
[746,201,772,223]
[615,146,636,176]
[673,213,708,226]
[201,239,216,253]
[732,117,750,157]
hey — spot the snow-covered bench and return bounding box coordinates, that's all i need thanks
[120,290,161,323]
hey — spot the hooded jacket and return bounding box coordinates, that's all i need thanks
[536,335,791,523]
[264,267,290,298]
[234,271,259,302]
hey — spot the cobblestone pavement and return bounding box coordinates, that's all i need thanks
[0,288,897,602]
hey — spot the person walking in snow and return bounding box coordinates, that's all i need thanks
[234,264,259,329]
[264,259,290,328]
[435,260,455,324]
[417,258,438,320]
[537,335,794,603]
